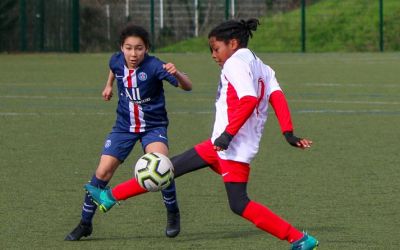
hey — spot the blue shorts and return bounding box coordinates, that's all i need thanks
[101,127,168,162]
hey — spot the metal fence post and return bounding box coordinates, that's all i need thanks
[126,0,130,22]
[35,0,44,51]
[379,0,384,52]
[72,0,80,52]
[231,0,235,19]
[19,0,27,51]
[301,0,306,53]
[194,0,199,37]
[150,0,155,52]
[225,0,230,20]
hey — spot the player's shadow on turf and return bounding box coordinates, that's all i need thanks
[81,229,264,242]
[178,229,264,241]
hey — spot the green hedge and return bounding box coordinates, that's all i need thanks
[159,0,400,53]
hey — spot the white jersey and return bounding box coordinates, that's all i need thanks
[211,48,282,163]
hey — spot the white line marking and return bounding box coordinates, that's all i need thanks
[290,99,400,105]
[295,110,400,114]
[0,110,399,116]
[2,95,399,106]
[0,96,400,105]
[0,112,112,116]
[0,95,99,100]
[301,83,399,88]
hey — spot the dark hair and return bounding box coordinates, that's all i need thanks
[208,18,260,48]
[119,23,151,48]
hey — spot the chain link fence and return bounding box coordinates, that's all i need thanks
[0,0,304,52]
[0,0,397,52]
[76,0,294,52]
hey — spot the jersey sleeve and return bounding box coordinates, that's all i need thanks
[265,64,293,133]
[264,64,282,96]
[155,59,179,87]
[225,96,258,136]
[108,53,119,74]
[222,58,257,98]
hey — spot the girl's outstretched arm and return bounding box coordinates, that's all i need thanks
[163,63,192,91]
[269,90,312,149]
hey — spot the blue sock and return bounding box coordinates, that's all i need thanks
[161,180,180,214]
[81,175,108,224]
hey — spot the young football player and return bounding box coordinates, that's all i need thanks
[84,19,318,249]
[65,23,192,241]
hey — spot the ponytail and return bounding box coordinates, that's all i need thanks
[208,18,260,48]
[241,18,259,38]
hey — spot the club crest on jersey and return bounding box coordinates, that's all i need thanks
[138,72,147,81]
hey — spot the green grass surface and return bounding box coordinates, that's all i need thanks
[159,0,400,53]
[0,52,399,249]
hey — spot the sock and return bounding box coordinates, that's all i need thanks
[111,178,147,200]
[161,180,180,214]
[242,201,303,243]
[81,175,108,224]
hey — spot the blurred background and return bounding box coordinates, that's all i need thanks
[1,0,399,53]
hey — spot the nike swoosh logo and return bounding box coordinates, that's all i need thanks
[159,134,167,140]
[115,74,123,78]
[222,172,229,177]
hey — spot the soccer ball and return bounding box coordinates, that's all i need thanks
[134,152,174,192]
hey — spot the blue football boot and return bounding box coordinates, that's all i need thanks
[84,184,118,212]
[290,233,319,250]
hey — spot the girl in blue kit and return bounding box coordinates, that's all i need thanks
[65,23,192,241]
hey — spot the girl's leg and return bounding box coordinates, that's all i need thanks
[110,145,210,200]
[65,155,120,241]
[66,131,138,241]
[224,182,303,243]
[144,142,180,213]
[82,155,120,224]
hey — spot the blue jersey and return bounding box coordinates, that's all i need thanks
[109,52,178,133]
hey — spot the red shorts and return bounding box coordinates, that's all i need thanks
[194,139,250,182]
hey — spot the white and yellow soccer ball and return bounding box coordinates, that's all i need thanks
[134,152,174,192]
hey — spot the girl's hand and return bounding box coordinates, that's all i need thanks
[296,138,313,149]
[102,85,113,101]
[283,131,312,149]
[213,131,233,151]
[163,63,177,76]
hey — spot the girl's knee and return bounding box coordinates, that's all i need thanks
[228,197,250,216]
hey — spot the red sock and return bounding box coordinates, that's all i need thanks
[242,201,303,243]
[111,178,147,201]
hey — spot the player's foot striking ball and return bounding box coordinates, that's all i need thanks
[290,233,319,250]
[84,185,117,212]
[64,220,93,241]
[85,183,181,238]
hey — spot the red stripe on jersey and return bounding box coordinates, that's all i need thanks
[127,69,141,132]
[225,83,258,136]
[256,78,265,115]
[127,69,134,88]
[226,83,240,128]
[133,103,141,133]
[269,90,293,133]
